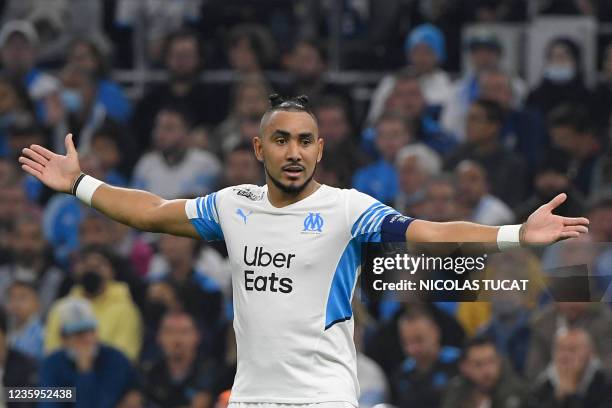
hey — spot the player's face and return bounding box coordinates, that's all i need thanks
[255,110,323,194]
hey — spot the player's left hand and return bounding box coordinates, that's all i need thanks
[521,193,589,245]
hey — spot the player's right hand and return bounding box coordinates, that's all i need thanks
[18,133,82,194]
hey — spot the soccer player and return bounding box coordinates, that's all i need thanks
[18,95,589,407]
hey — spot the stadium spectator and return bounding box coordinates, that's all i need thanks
[368,24,452,124]
[283,39,350,106]
[417,175,459,222]
[441,29,526,141]
[444,99,528,207]
[147,235,224,338]
[515,154,586,221]
[313,96,368,188]
[132,29,228,152]
[45,246,143,361]
[89,124,130,187]
[455,160,514,225]
[391,308,460,407]
[0,20,60,124]
[212,75,270,156]
[527,37,593,117]
[526,328,612,408]
[77,212,147,308]
[0,307,37,407]
[365,302,466,380]
[353,112,411,204]
[132,106,221,199]
[141,311,220,408]
[394,143,441,215]
[544,104,603,196]
[442,336,526,408]
[586,194,612,242]
[39,298,140,408]
[221,142,264,187]
[527,302,612,380]
[366,69,456,156]
[478,68,547,172]
[0,212,66,317]
[5,280,44,361]
[226,24,277,75]
[0,77,33,158]
[67,39,132,124]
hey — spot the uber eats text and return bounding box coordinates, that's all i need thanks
[243,246,294,293]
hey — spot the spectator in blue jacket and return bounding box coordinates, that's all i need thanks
[39,297,140,408]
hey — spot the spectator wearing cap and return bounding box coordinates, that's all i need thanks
[0,212,67,317]
[39,298,140,408]
[368,24,452,125]
[45,246,143,361]
[441,29,527,141]
[527,37,593,117]
[0,307,38,408]
[454,160,514,225]
[444,99,528,207]
[526,328,612,408]
[391,308,460,407]
[5,280,44,361]
[0,20,60,124]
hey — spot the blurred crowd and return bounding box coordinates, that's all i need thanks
[1,0,612,407]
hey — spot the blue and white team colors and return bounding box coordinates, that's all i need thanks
[185,184,413,405]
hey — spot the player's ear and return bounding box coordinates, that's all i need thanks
[253,136,264,162]
[316,134,324,163]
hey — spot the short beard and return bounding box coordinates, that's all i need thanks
[264,162,316,195]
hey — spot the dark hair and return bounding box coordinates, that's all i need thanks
[547,104,593,134]
[229,141,255,155]
[587,193,612,213]
[77,244,117,274]
[398,306,436,325]
[70,39,108,78]
[92,121,123,145]
[266,94,315,118]
[472,99,504,125]
[228,24,276,68]
[461,335,497,361]
[163,29,202,64]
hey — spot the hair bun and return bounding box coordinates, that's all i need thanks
[269,94,284,107]
[294,95,309,106]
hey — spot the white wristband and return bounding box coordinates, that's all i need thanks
[497,224,522,251]
[74,175,104,206]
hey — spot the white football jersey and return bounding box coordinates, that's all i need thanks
[185,184,411,405]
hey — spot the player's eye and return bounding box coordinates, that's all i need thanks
[300,138,313,145]
[275,138,287,145]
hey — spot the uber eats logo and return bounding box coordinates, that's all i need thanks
[243,246,294,293]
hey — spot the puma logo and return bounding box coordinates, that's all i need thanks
[236,208,253,224]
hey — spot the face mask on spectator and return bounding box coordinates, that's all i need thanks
[61,89,83,113]
[79,270,103,296]
[544,64,575,83]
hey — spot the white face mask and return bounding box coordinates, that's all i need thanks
[544,64,576,83]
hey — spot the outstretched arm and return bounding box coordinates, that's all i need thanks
[406,193,589,248]
[19,134,199,238]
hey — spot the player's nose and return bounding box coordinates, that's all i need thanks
[285,139,302,161]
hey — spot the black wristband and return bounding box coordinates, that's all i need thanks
[71,173,86,195]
